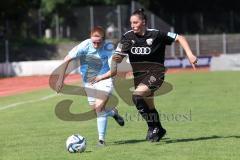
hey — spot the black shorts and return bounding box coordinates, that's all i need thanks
[133,71,165,92]
[131,62,166,92]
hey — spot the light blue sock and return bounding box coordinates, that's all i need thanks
[105,107,116,117]
[97,111,108,141]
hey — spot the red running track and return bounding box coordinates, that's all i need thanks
[0,68,208,97]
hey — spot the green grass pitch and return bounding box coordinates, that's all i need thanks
[0,71,239,160]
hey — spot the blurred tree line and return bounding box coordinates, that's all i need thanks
[0,0,240,40]
[0,0,131,40]
[147,0,240,34]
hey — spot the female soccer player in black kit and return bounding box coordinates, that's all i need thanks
[92,8,197,142]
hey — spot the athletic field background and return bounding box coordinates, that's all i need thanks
[0,71,239,160]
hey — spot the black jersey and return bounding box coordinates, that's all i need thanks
[116,29,177,65]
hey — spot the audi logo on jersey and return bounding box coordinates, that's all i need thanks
[131,47,151,55]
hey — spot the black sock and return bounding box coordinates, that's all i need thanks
[149,109,163,129]
[132,95,154,129]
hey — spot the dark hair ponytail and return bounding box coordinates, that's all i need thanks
[132,8,147,23]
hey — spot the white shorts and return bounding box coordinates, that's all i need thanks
[84,78,113,106]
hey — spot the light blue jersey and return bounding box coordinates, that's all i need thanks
[68,39,114,83]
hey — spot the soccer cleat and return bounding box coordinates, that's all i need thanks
[97,140,106,147]
[150,127,166,142]
[146,127,154,141]
[112,108,125,126]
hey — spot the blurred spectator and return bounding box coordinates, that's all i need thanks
[106,24,118,39]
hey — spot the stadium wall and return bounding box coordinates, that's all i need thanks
[0,59,132,77]
[1,54,239,77]
[210,53,240,71]
[0,60,64,76]
[0,56,212,77]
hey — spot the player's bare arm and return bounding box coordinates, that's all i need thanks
[90,56,120,84]
[112,54,124,63]
[176,35,198,69]
[55,55,72,93]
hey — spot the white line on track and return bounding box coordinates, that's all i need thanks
[0,94,58,111]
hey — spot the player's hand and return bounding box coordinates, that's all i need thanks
[188,55,198,70]
[55,78,64,93]
[112,54,123,63]
[89,76,102,85]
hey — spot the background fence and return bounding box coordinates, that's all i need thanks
[61,1,172,40]
[1,1,240,63]
[165,33,240,58]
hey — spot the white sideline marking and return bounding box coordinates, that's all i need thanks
[0,94,58,111]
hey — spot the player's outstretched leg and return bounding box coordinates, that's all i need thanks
[132,95,157,140]
[146,127,154,140]
[150,127,166,142]
[105,107,125,126]
[112,108,125,126]
[96,111,108,147]
[148,109,166,142]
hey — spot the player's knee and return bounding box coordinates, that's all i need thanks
[94,104,104,113]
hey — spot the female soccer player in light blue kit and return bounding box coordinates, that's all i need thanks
[55,26,124,146]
